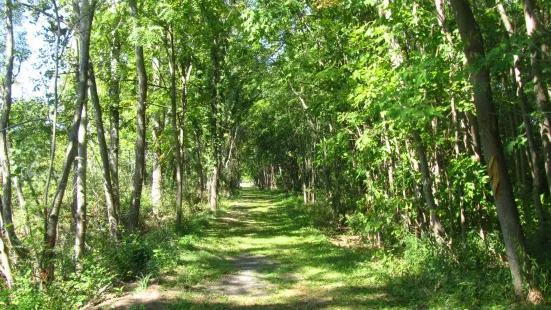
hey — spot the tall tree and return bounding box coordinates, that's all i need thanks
[450,0,542,302]
[522,0,551,195]
[44,0,64,208]
[89,63,118,236]
[497,2,549,245]
[108,18,122,224]
[166,28,183,227]
[0,0,25,258]
[127,0,148,231]
[43,0,95,282]
[209,37,221,212]
[74,101,88,269]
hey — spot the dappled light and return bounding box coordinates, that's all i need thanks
[94,189,543,309]
[3,0,551,308]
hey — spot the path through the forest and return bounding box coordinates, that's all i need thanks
[94,189,421,309]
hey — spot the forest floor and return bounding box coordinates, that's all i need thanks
[91,189,522,309]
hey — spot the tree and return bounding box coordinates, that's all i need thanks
[522,0,551,196]
[0,0,25,259]
[89,63,118,236]
[450,0,542,302]
[496,2,549,245]
[127,0,148,231]
[165,27,183,227]
[74,99,87,268]
[43,0,95,282]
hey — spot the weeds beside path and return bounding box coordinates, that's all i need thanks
[93,189,519,309]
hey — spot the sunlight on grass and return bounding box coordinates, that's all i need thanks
[146,189,392,309]
[123,188,536,310]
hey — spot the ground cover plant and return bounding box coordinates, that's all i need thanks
[95,190,548,309]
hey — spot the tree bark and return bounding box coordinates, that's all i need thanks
[0,0,25,258]
[413,130,444,241]
[0,229,13,288]
[209,41,221,212]
[89,63,118,236]
[180,61,192,204]
[151,112,164,210]
[193,121,205,201]
[74,101,87,269]
[43,0,94,283]
[165,29,183,227]
[450,0,541,301]
[497,4,550,244]
[44,0,62,208]
[523,0,551,196]
[466,111,483,163]
[127,0,148,231]
[108,26,121,223]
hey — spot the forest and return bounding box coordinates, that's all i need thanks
[2,0,551,308]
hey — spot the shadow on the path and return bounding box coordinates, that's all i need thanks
[114,281,426,309]
[107,188,533,309]
[207,254,278,297]
[184,189,423,309]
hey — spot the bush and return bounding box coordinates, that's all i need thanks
[379,233,515,308]
[0,260,113,310]
[111,235,153,281]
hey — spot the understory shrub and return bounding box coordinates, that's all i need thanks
[0,205,214,309]
[1,258,113,310]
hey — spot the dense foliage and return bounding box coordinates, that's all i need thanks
[1,0,551,307]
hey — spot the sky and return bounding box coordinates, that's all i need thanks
[12,11,47,100]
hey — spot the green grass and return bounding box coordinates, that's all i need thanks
[119,189,548,309]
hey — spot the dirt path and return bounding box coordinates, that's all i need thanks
[92,189,415,309]
[93,191,298,309]
[208,254,277,297]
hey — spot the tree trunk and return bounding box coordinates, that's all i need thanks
[210,166,219,212]
[523,0,551,196]
[89,63,118,236]
[209,41,221,212]
[43,0,94,283]
[72,158,78,223]
[167,29,182,227]
[435,0,464,240]
[127,0,148,231]
[0,230,13,288]
[151,112,164,210]
[13,176,29,237]
[450,0,541,301]
[108,30,121,223]
[0,0,25,259]
[44,0,62,208]
[511,110,523,185]
[193,121,205,200]
[180,62,192,204]
[74,101,87,270]
[413,130,444,242]
[109,103,120,221]
[498,1,550,247]
[518,114,529,186]
[466,111,483,163]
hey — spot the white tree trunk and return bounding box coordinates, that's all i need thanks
[75,102,88,269]
[151,152,162,209]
